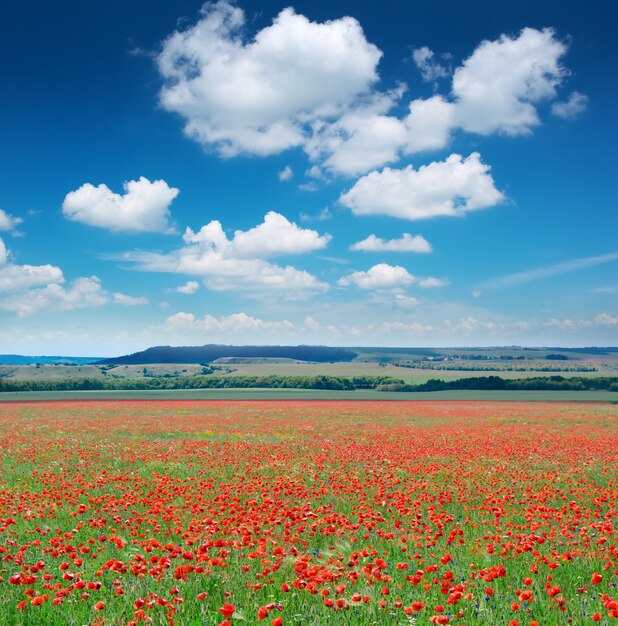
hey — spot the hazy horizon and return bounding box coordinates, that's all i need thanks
[3,343,618,361]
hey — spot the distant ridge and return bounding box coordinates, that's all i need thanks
[99,344,358,365]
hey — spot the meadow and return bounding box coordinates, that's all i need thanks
[1,359,615,385]
[0,400,616,625]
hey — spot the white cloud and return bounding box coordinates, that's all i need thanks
[328,27,572,171]
[0,264,64,292]
[449,27,567,136]
[340,152,503,220]
[418,277,450,288]
[0,209,23,232]
[157,2,381,157]
[351,233,431,253]
[298,182,319,192]
[0,239,149,316]
[319,27,570,171]
[157,12,576,177]
[278,165,293,181]
[403,95,455,153]
[183,211,330,259]
[123,212,329,296]
[62,177,179,233]
[545,317,577,330]
[412,46,449,82]
[0,260,64,292]
[551,91,589,119]
[594,313,618,326]
[0,277,108,317]
[113,292,148,305]
[306,165,326,180]
[544,313,618,329]
[165,311,295,333]
[305,89,408,176]
[377,320,434,334]
[226,211,330,258]
[338,263,415,289]
[304,315,320,331]
[176,280,199,294]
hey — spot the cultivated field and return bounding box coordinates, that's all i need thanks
[1,389,617,402]
[0,400,617,625]
[1,359,615,385]
[221,362,614,383]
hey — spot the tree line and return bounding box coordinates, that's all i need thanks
[0,374,615,393]
[0,374,402,392]
[378,375,618,392]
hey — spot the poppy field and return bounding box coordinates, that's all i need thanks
[0,399,617,625]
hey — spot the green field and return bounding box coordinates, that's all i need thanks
[221,361,614,382]
[0,388,616,402]
[1,359,615,384]
[0,363,206,380]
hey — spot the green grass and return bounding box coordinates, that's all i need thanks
[2,360,615,384]
[0,388,616,401]
[217,361,615,381]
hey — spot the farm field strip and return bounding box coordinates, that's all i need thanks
[0,400,616,625]
[1,389,618,402]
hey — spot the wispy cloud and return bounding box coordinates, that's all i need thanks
[480,252,618,289]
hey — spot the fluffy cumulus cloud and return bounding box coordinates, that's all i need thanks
[321,27,571,173]
[448,27,567,136]
[62,177,179,233]
[208,210,331,258]
[338,263,415,289]
[351,233,431,253]
[176,280,199,294]
[0,263,64,292]
[124,211,329,296]
[0,209,23,232]
[157,1,381,157]
[0,238,146,316]
[156,6,580,177]
[0,277,107,317]
[0,237,64,292]
[304,89,409,176]
[340,152,504,220]
[403,95,456,153]
[313,27,571,174]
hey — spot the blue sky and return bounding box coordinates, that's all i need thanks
[0,0,616,355]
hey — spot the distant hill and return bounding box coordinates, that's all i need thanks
[99,345,358,365]
[0,355,102,365]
